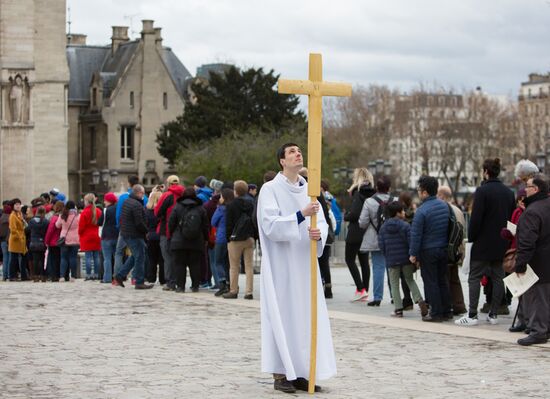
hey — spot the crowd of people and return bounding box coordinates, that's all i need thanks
[0,175,263,297]
[1,155,549,348]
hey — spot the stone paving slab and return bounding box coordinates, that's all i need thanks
[1,278,550,399]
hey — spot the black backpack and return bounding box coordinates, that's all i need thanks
[178,207,202,240]
[447,203,464,264]
[230,212,254,241]
[370,195,391,233]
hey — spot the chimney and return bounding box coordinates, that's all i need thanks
[67,33,87,45]
[154,27,163,49]
[141,20,155,37]
[111,26,129,55]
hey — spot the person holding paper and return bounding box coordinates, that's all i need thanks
[514,174,550,346]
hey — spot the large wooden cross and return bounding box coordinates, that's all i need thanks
[278,53,351,394]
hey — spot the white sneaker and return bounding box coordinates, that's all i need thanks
[486,314,498,325]
[351,289,368,302]
[455,315,478,326]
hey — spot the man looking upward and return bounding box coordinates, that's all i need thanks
[257,143,335,394]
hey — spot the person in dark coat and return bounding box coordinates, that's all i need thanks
[28,206,49,282]
[168,187,209,292]
[113,185,153,290]
[145,192,164,285]
[456,158,515,326]
[344,168,375,301]
[378,201,428,318]
[409,176,451,322]
[514,174,550,346]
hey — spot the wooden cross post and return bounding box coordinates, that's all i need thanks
[278,53,351,394]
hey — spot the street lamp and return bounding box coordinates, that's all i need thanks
[368,161,376,175]
[384,161,393,176]
[375,159,384,175]
[110,170,119,186]
[91,170,100,185]
[101,169,110,183]
[536,151,546,172]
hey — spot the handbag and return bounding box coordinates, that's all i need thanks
[502,247,517,273]
[56,214,76,247]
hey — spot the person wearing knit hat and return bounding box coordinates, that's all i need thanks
[104,192,118,204]
[209,179,223,193]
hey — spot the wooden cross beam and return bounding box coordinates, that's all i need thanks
[278,53,351,394]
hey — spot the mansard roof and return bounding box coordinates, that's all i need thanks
[66,41,193,104]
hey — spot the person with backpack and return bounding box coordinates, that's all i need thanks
[168,187,209,292]
[155,175,185,291]
[358,175,393,306]
[437,186,467,315]
[378,201,429,318]
[223,180,256,300]
[409,176,452,322]
[28,206,49,282]
[344,168,375,302]
[98,193,118,284]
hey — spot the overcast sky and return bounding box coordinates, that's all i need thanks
[68,0,550,98]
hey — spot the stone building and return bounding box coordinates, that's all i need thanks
[66,20,192,199]
[0,0,69,202]
[518,73,550,167]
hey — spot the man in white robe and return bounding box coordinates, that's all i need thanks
[258,143,336,394]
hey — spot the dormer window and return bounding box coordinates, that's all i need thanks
[92,87,97,107]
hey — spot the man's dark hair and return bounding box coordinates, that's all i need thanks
[418,175,439,196]
[321,179,330,192]
[221,188,235,203]
[128,175,140,187]
[482,158,501,179]
[3,200,11,206]
[376,175,391,193]
[532,173,549,194]
[40,193,51,203]
[387,201,404,218]
[181,187,197,199]
[276,142,300,170]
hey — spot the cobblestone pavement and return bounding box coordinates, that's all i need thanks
[1,271,550,399]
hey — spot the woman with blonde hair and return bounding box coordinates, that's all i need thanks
[344,167,375,301]
[78,193,102,280]
[145,190,164,284]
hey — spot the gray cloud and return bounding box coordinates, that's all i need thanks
[69,0,550,95]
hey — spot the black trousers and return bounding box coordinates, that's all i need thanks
[523,283,550,339]
[48,246,61,280]
[32,251,46,277]
[147,240,165,284]
[172,249,202,290]
[318,245,332,285]
[469,260,504,317]
[345,241,370,291]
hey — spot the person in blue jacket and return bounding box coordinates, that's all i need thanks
[378,201,428,318]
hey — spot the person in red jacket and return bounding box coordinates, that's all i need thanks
[154,175,185,291]
[44,201,64,281]
[79,193,102,280]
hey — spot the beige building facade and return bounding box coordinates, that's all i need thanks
[0,0,69,202]
[66,20,192,199]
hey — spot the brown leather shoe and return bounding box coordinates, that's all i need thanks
[292,377,322,392]
[135,283,154,290]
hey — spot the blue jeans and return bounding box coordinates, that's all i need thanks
[101,239,117,282]
[208,247,220,287]
[1,241,10,279]
[371,251,386,301]
[84,251,101,277]
[214,242,228,282]
[116,237,145,284]
[419,247,451,318]
[114,235,136,279]
[60,246,79,279]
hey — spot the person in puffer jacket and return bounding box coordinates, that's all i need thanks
[378,201,428,318]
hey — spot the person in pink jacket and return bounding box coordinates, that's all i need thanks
[79,193,102,280]
[44,201,64,281]
[55,200,80,281]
